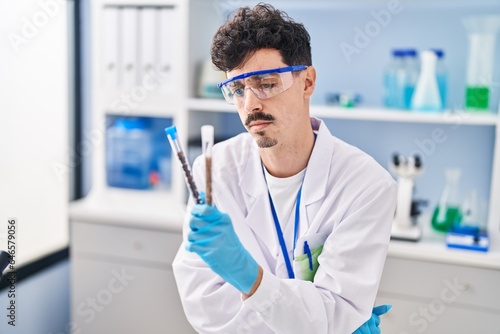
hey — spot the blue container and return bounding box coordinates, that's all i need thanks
[106,118,153,189]
[383,49,405,109]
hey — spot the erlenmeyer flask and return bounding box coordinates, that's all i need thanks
[462,15,500,111]
[431,169,462,232]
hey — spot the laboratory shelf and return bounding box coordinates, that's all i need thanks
[188,97,236,113]
[188,98,499,126]
[191,0,500,10]
[387,213,500,270]
[311,105,499,125]
[101,93,183,119]
[104,108,179,119]
[101,0,177,6]
[388,238,500,271]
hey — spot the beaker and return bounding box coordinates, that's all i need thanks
[431,168,462,232]
[462,15,500,111]
[411,50,442,112]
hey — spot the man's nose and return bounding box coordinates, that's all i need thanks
[244,88,263,114]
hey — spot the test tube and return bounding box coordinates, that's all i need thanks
[164,125,203,204]
[201,125,214,205]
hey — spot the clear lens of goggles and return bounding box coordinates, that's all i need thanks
[218,65,308,104]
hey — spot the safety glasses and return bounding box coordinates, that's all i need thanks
[217,65,308,105]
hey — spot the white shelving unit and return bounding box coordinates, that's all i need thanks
[69,0,194,332]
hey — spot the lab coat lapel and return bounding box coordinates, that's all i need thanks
[301,120,334,234]
[236,146,276,271]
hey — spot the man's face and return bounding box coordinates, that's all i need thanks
[226,49,315,149]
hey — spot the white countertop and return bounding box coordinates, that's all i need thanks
[388,216,500,270]
[69,189,186,233]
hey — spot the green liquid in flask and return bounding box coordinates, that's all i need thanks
[465,86,489,110]
[431,206,461,232]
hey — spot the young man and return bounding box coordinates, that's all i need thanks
[172,3,397,333]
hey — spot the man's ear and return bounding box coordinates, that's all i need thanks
[303,66,316,99]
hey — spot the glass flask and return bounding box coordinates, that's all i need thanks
[431,168,462,232]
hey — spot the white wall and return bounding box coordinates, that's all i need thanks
[0,1,70,329]
[0,0,69,265]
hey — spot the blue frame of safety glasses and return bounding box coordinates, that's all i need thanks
[217,65,308,88]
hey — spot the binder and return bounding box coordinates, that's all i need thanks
[119,7,139,90]
[158,7,176,92]
[139,7,157,87]
[103,7,119,89]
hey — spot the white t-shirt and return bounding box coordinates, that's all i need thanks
[263,167,306,256]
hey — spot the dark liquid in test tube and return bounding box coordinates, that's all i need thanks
[205,156,212,205]
[177,151,202,204]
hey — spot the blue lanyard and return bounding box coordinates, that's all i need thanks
[264,133,315,279]
[267,183,303,279]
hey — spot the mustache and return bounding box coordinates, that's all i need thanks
[244,113,275,127]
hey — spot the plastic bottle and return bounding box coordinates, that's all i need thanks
[431,168,462,232]
[403,49,420,109]
[431,49,448,109]
[106,117,153,189]
[383,49,405,109]
[411,50,442,112]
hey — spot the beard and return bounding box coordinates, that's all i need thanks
[245,113,278,148]
[255,132,278,148]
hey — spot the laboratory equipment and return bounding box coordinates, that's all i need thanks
[462,15,500,111]
[411,50,442,112]
[446,226,489,252]
[431,168,462,232]
[431,49,448,109]
[460,189,480,229]
[197,59,226,99]
[165,125,203,204]
[383,49,405,109]
[218,65,308,104]
[326,91,362,108]
[403,49,419,109]
[389,153,424,241]
[0,251,11,282]
[201,125,214,205]
[383,48,419,110]
[106,117,153,189]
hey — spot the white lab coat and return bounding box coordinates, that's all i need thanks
[172,117,397,334]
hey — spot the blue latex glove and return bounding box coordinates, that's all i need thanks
[186,204,259,294]
[353,305,392,334]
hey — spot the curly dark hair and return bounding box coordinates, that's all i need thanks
[211,3,312,72]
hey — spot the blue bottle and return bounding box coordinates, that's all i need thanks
[106,117,153,189]
[403,49,420,109]
[383,49,406,109]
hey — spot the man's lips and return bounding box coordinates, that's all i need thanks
[249,121,272,131]
[245,113,275,127]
